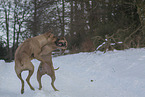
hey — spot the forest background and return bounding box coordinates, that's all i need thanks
[0,0,145,62]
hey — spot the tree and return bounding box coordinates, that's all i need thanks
[13,0,31,52]
[0,0,31,61]
[0,0,12,61]
[26,0,57,36]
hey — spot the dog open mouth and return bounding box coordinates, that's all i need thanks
[55,38,67,47]
[57,42,66,47]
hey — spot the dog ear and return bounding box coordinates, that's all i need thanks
[44,31,51,37]
[59,37,65,40]
[62,37,66,40]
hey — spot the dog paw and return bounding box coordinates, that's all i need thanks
[30,87,35,91]
[54,89,59,91]
[38,88,42,90]
[21,89,24,94]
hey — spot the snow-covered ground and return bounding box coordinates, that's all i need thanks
[0,48,145,97]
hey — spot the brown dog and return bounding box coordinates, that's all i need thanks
[37,37,67,91]
[15,32,62,94]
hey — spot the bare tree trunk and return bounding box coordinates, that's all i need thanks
[70,0,74,36]
[62,0,65,36]
[4,2,11,61]
[4,8,9,52]
[33,0,38,36]
[136,0,145,32]
[13,0,17,56]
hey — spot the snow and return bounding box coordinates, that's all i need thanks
[0,48,145,97]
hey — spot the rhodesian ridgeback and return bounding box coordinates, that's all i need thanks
[15,32,66,94]
[37,37,67,91]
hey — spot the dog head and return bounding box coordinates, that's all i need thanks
[44,32,57,43]
[44,32,67,49]
[55,37,67,49]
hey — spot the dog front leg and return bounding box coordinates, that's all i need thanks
[34,53,46,63]
[37,66,43,90]
[50,73,59,91]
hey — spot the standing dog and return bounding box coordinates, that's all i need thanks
[37,37,67,91]
[15,32,61,94]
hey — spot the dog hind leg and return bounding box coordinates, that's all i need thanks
[16,72,25,94]
[26,70,35,91]
[37,70,43,90]
[26,63,35,91]
[15,62,25,94]
[49,73,59,91]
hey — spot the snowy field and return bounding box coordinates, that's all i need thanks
[0,48,145,97]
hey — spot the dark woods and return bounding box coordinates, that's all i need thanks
[0,0,145,62]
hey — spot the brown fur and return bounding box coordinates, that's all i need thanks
[37,37,67,91]
[15,32,59,94]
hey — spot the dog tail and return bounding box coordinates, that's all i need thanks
[20,61,24,66]
[54,67,60,71]
[15,57,24,66]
